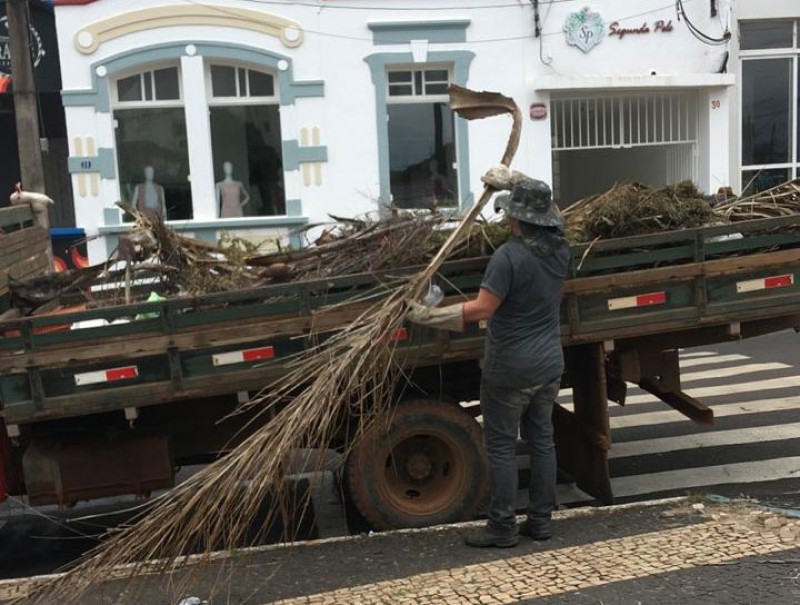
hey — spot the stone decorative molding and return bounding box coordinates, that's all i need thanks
[74,5,305,55]
[68,137,115,197]
[299,127,324,187]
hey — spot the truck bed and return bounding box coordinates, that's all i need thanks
[1,215,799,426]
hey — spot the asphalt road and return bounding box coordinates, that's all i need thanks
[1,329,798,579]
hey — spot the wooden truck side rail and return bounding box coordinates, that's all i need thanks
[1,215,800,429]
[1,213,799,510]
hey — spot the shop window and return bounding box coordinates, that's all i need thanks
[387,67,457,209]
[740,20,799,194]
[208,64,285,217]
[740,21,794,51]
[742,59,792,166]
[113,66,192,220]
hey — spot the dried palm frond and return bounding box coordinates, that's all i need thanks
[713,178,800,221]
[24,85,521,605]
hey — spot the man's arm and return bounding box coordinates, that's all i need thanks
[462,287,502,324]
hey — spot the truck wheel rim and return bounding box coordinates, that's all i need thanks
[375,431,468,519]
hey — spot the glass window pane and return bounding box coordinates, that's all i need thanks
[154,67,180,100]
[114,108,192,220]
[740,21,794,50]
[117,74,142,102]
[388,71,411,83]
[211,65,237,97]
[248,70,274,97]
[425,69,448,82]
[238,68,247,97]
[425,83,448,95]
[388,102,457,208]
[414,71,423,95]
[388,84,413,97]
[741,58,792,165]
[741,168,790,196]
[143,73,153,101]
[210,105,285,216]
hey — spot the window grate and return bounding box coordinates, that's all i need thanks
[551,92,698,151]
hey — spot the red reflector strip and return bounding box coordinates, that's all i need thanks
[607,291,667,311]
[213,346,275,367]
[737,274,794,293]
[74,365,139,386]
[379,328,409,342]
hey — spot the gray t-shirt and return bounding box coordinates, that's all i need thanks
[480,237,570,388]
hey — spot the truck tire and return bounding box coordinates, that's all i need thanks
[345,399,487,531]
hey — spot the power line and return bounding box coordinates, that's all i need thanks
[676,0,730,45]
[178,0,709,45]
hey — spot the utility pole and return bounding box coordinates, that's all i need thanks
[6,0,46,197]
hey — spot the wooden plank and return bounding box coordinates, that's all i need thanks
[0,206,35,230]
[564,248,800,295]
[0,252,50,296]
[0,227,48,261]
[1,340,470,424]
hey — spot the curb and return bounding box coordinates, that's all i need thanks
[0,495,689,599]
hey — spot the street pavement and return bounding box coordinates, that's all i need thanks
[2,497,799,604]
[0,332,800,605]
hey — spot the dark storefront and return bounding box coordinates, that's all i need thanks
[1,0,73,227]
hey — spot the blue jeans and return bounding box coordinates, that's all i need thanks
[480,377,559,536]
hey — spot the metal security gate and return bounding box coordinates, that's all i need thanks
[551,91,698,150]
[550,91,699,205]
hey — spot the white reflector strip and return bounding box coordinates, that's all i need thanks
[212,346,275,367]
[607,291,666,311]
[74,365,139,386]
[736,274,794,293]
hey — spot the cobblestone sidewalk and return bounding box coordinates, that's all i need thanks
[3,498,799,604]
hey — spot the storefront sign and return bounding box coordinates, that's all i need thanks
[563,7,604,54]
[609,20,674,39]
[0,2,61,92]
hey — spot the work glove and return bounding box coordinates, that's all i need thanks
[481,164,528,190]
[405,300,465,332]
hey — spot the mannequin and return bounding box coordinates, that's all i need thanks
[132,165,166,220]
[216,161,250,218]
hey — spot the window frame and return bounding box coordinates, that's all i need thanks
[386,64,452,105]
[739,19,800,189]
[205,61,280,107]
[111,64,184,109]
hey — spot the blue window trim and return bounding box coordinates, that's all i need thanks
[368,20,471,45]
[364,50,475,212]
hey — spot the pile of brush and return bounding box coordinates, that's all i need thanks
[714,179,800,221]
[561,181,717,242]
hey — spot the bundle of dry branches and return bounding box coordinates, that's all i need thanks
[23,85,521,605]
[714,178,800,221]
[562,181,716,242]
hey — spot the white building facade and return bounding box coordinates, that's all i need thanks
[730,0,800,196]
[53,0,737,261]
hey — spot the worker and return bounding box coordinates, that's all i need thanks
[406,166,570,547]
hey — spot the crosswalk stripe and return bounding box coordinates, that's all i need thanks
[626,375,800,405]
[677,350,718,358]
[558,375,800,410]
[678,353,751,368]
[606,396,800,429]
[610,456,800,498]
[558,355,764,399]
[609,421,800,458]
[679,362,790,382]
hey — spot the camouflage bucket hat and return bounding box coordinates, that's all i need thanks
[493,177,563,228]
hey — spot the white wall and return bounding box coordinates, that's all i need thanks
[54,0,736,259]
[728,0,800,193]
